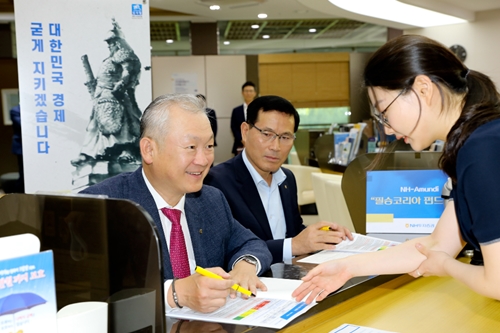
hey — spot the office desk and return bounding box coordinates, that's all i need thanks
[279,271,500,333]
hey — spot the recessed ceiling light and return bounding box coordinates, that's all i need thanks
[262,35,270,39]
[251,24,259,29]
[258,13,267,19]
[309,28,316,33]
[209,5,220,10]
[223,41,230,45]
[166,39,174,44]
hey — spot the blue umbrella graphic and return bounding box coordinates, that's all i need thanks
[0,292,47,328]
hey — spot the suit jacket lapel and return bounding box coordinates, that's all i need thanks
[128,168,173,280]
[184,193,210,268]
[234,154,274,239]
[279,175,296,238]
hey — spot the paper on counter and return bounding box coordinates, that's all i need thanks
[298,233,400,264]
[166,278,316,329]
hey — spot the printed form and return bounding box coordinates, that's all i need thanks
[298,233,400,264]
[166,277,317,329]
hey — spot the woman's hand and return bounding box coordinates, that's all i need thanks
[292,259,351,304]
[410,242,454,278]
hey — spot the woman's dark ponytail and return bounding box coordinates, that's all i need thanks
[440,70,500,183]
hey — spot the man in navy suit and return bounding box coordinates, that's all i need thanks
[81,94,272,313]
[230,81,257,155]
[206,95,352,264]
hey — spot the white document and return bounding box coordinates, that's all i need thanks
[166,278,317,329]
[298,233,400,264]
[330,323,399,333]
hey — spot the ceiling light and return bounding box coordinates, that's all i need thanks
[209,5,220,10]
[166,39,174,44]
[251,24,259,29]
[223,41,230,45]
[309,28,316,33]
[328,0,467,27]
[262,35,270,39]
[258,13,267,19]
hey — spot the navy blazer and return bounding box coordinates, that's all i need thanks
[230,104,245,155]
[80,167,272,281]
[205,153,305,264]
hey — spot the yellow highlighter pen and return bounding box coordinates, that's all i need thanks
[320,226,331,231]
[195,266,256,297]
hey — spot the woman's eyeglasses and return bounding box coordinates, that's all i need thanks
[371,89,406,128]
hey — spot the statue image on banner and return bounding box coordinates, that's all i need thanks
[71,18,142,190]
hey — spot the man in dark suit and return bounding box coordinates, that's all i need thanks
[81,94,272,313]
[206,95,353,264]
[230,81,256,155]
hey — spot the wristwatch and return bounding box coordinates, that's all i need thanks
[240,255,258,266]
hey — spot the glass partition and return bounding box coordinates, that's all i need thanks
[0,193,165,333]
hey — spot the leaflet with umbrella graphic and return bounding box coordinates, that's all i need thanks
[0,251,57,333]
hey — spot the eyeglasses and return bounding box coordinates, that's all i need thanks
[249,123,296,145]
[371,89,406,128]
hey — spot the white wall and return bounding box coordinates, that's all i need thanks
[406,9,500,87]
[151,55,246,164]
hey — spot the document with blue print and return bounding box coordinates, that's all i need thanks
[298,233,400,265]
[166,277,317,329]
[331,323,399,332]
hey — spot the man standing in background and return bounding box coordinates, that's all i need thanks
[230,81,257,155]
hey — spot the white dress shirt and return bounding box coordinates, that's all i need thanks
[242,150,293,261]
[243,102,248,121]
[142,170,196,312]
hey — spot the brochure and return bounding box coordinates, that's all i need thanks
[0,251,57,333]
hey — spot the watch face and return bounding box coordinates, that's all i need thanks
[243,256,257,265]
[450,44,467,62]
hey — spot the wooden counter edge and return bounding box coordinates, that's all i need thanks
[278,274,415,333]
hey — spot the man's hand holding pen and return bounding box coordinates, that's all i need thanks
[170,267,234,313]
[291,221,354,256]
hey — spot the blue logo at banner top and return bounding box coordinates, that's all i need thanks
[132,4,143,17]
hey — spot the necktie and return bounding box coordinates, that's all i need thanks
[160,208,190,278]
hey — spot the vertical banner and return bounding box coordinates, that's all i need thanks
[14,0,151,193]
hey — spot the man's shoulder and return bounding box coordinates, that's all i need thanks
[231,104,243,112]
[206,157,239,183]
[187,184,224,203]
[79,171,136,196]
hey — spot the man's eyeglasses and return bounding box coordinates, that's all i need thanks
[249,123,296,145]
[371,89,406,128]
